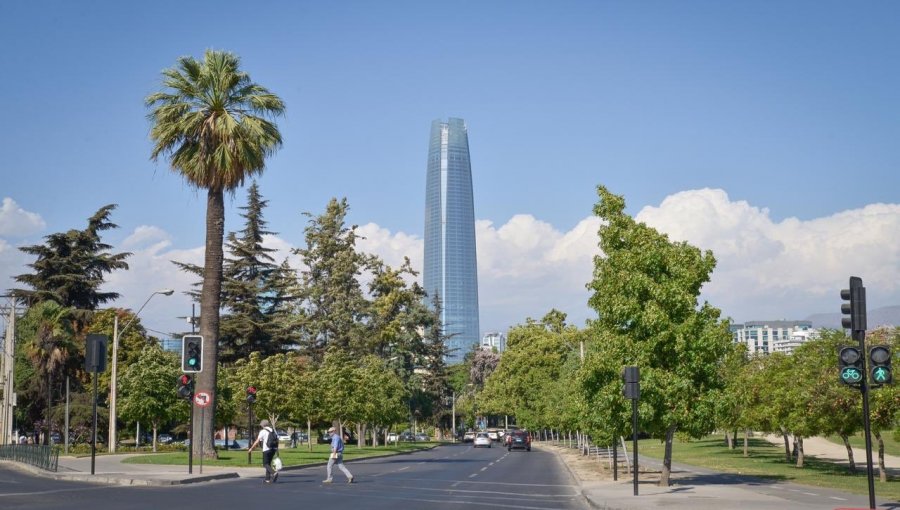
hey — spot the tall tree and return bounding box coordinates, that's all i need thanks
[118,345,185,452]
[293,198,371,360]
[14,204,130,327]
[18,301,75,444]
[586,185,732,486]
[220,181,283,361]
[146,49,285,458]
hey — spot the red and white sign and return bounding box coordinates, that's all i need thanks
[194,392,212,407]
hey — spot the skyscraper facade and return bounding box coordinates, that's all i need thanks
[424,118,480,364]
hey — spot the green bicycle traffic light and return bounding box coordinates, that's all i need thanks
[838,346,864,386]
[869,346,893,385]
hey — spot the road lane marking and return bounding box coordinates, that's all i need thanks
[829,496,847,501]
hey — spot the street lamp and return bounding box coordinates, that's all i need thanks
[108,288,174,453]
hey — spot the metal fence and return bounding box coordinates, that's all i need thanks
[0,445,59,472]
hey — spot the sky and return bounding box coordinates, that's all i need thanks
[2,1,899,340]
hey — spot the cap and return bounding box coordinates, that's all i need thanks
[328,426,336,432]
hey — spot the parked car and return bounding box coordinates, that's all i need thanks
[399,431,415,442]
[157,433,174,444]
[276,429,290,441]
[387,432,399,443]
[215,439,244,450]
[506,430,531,452]
[415,433,429,442]
[486,428,500,442]
[463,430,476,443]
[473,432,492,448]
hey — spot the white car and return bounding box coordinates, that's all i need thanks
[473,432,492,448]
[387,432,399,442]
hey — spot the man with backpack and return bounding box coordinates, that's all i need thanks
[248,419,279,483]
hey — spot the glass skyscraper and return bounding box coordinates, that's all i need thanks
[424,118,480,364]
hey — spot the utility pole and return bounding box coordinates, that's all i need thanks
[1,296,21,445]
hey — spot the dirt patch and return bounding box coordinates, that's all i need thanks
[537,442,661,483]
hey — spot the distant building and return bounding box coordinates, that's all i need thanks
[731,320,818,355]
[423,118,480,364]
[161,338,182,354]
[481,332,506,354]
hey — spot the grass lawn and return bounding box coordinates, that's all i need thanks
[636,436,900,501]
[123,442,436,468]
[825,432,900,457]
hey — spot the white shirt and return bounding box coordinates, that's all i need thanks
[257,427,275,452]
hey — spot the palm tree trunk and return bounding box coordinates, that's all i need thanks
[46,372,53,445]
[659,424,677,487]
[840,433,856,472]
[194,188,224,460]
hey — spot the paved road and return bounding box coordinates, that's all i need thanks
[0,443,588,510]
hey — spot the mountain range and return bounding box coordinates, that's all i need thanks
[805,305,900,330]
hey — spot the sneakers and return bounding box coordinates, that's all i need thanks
[347,476,354,484]
[322,479,333,484]
[264,479,272,484]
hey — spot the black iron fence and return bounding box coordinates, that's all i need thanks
[0,445,59,472]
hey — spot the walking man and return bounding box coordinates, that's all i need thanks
[248,419,279,483]
[323,426,353,484]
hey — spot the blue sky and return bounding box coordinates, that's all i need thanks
[2,1,899,338]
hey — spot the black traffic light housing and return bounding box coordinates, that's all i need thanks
[182,335,203,373]
[622,366,640,400]
[177,374,194,400]
[869,346,893,385]
[840,277,867,333]
[838,346,865,386]
[246,386,257,404]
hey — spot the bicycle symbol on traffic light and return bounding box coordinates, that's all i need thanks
[841,367,862,383]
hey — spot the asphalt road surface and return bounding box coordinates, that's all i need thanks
[0,443,590,510]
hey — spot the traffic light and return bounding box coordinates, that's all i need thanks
[838,346,865,386]
[622,366,640,400]
[177,374,193,400]
[246,386,257,404]
[840,277,867,333]
[182,335,203,373]
[869,346,893,385]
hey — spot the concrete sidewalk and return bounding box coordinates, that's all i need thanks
[764,434,900,471]
[539,442,890,510]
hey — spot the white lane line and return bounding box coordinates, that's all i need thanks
[829,496,848,501]
[801,492,818,496]
[468,473,477,478]
[480,467,488,472]
[398,466,410,471]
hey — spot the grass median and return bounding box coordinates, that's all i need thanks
[636,436,900,501]
[123,442,438,468]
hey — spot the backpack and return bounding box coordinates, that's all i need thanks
[266,427,279,449]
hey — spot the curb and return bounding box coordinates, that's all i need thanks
[534,443,608,510]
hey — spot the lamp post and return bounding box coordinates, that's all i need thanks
[108,288,174,453]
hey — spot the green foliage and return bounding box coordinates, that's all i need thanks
[118,345,186,439]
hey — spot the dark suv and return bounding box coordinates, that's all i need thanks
[506,430,531,452]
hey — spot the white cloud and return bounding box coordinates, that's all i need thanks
[5,189,899,338]
[0,198,45,237]
[636,189,900,322]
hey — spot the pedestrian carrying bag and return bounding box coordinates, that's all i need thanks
[266,427,279,449]
[273,455,283,471]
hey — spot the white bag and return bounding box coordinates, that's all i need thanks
[273,456,283,472]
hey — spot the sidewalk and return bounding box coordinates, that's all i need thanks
[2,452,284,486]
[763,434,900,471]
[538,442,886,510]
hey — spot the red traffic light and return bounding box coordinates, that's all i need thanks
[179,374,192,385]
[247,386,257,395]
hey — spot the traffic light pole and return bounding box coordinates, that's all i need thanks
[188,396,194,475]
[856,328,876,510]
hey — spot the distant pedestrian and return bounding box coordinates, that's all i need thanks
[248,419,279,483]
[323,426,353,484]
[290,431,298,448]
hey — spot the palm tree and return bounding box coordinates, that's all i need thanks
[22,301,75,444]
[146,49,285,457]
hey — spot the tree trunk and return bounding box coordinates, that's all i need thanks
[357,423,364,448]
[725,430,733,449]
[659,424,677,487]
[307,419,312,452]
[152,423,158,453]
[795,436,804,468]
[780,426,792,463]
[193,188,225,460]
[840,433,856,472]
[46,372,53,446]
[875,430,887,483]
[743,428,749,457]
